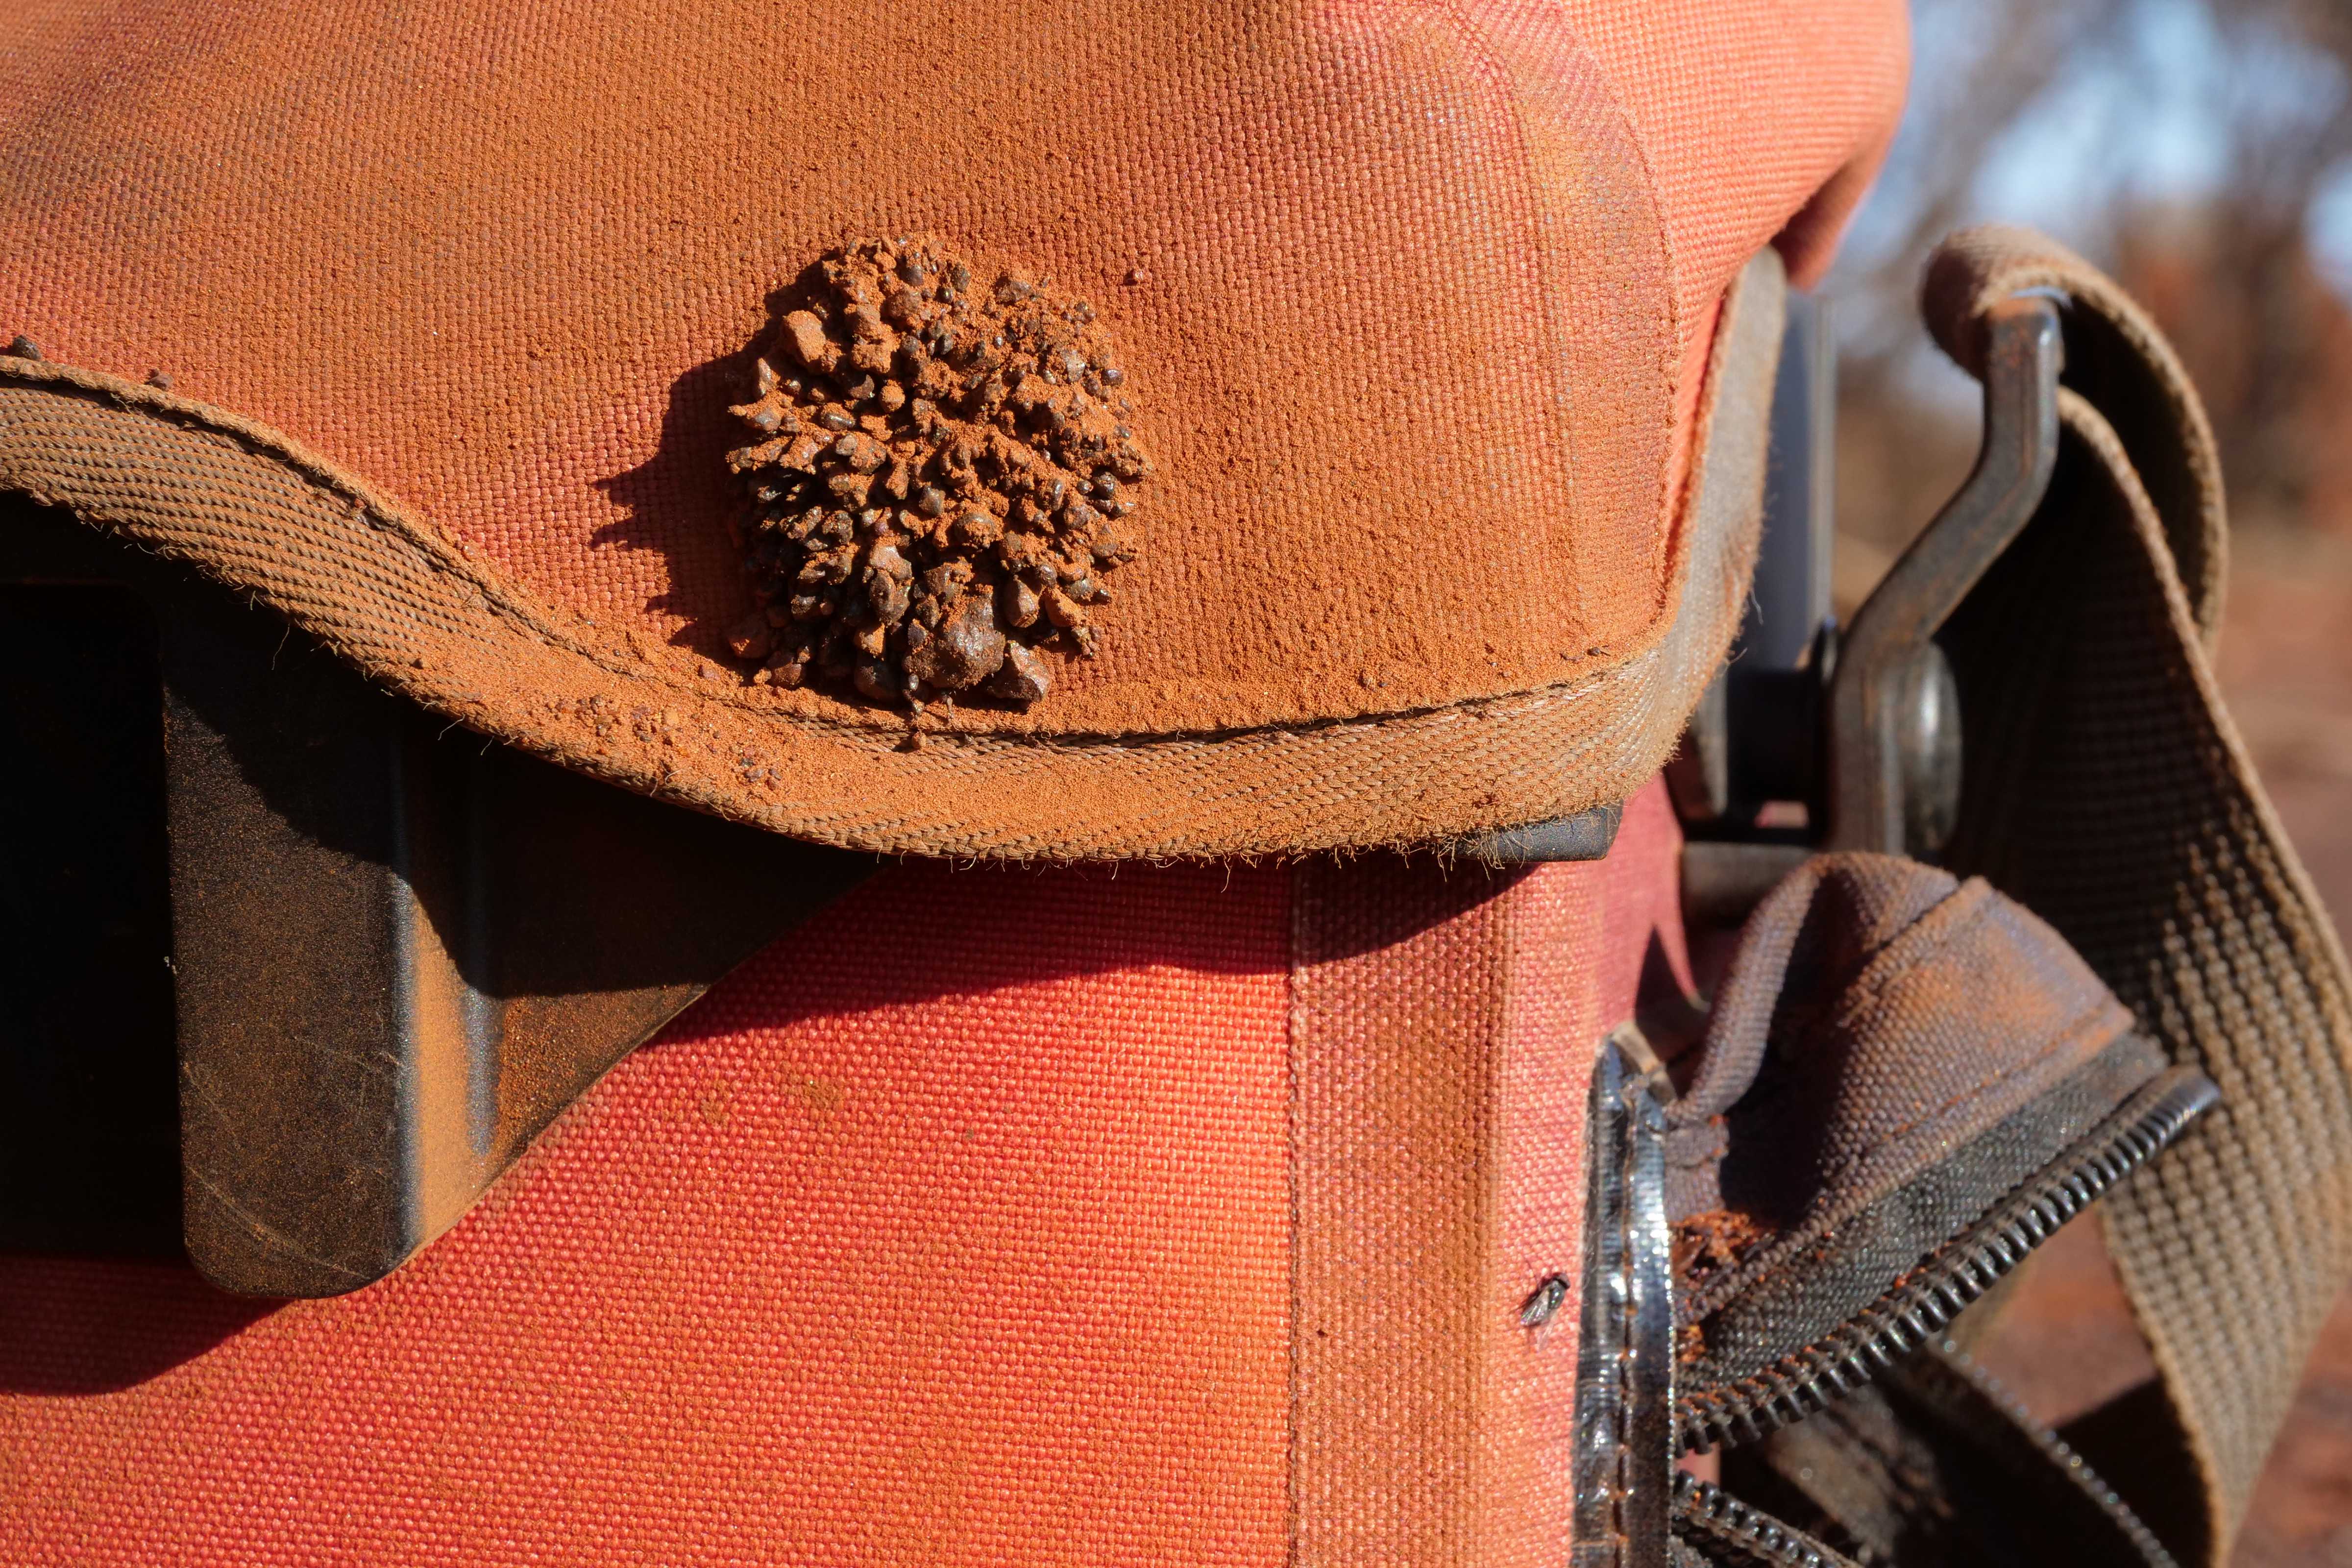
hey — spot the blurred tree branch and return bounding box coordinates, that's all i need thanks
[1836,0,2352,546]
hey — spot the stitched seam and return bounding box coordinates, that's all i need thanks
[0,358,1694,753]
[1427,0,1685,638]
[1689,1004,2132,1321]
[1816,883,1997,1038]
[1606,1087,1637,1568]
[1813,999,2126,1185]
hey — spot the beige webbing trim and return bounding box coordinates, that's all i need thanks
[0,252,1785,859]
[1926,225,2352,1564]
[1289,864,1509,1567]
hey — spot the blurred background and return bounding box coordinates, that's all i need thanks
[1833,1,2352,1557]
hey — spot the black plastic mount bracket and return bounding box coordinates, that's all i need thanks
[1675,290,2065,923]
[0,498,873,1296]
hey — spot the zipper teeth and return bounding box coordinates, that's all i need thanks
[1676,1070,2218,1455]
[1908,1343,2181,1568]
[1672,1471,1856,1568]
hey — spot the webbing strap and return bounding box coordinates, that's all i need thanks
[1923,224,2352,1564]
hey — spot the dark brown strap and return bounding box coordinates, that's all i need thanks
[1923,223,2352,1564]
[1721,1342,2176,1568]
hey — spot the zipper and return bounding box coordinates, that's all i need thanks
[1671,1471,1861,1568]
[1570,1036,1677,1568]
[1892,1341,2180,1568]
[1675,1066,2217,1455]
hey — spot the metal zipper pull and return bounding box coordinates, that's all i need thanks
[1572,1032,1678,1568]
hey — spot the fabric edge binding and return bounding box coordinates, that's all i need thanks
[0,252,1786,859]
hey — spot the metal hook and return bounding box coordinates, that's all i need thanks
[1826,294,2065,855]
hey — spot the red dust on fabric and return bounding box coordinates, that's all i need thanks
[0,785,1691,1566]
[0,861,1295,1565]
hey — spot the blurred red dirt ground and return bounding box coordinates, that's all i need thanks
[1969,529,2352,1567]
[2217,532,2352,1567]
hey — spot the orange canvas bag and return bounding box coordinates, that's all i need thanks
[5,2,2347,1565]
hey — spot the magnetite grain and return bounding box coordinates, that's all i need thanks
[724,236,1152,710]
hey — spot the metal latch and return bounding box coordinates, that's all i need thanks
[1676,290,2065,921]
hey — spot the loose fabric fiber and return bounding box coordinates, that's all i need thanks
[0,786,1692,1567]
[0,0,1904,856]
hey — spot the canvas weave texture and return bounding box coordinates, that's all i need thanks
[1929,226,2352,1565]
[0,0,1903,855]
[0,788,1691,1566]
[0,254,1779,855]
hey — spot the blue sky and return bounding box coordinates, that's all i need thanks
[1833,0,2352,395]
[1850,0,2348,269]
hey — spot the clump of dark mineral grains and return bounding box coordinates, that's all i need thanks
[721,235,1151,708]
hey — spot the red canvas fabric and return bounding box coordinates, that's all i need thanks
[0,0,1904,860]
[0,783,1689,1564]
[0,0,1902,708]
[1291,782,1690,1566]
